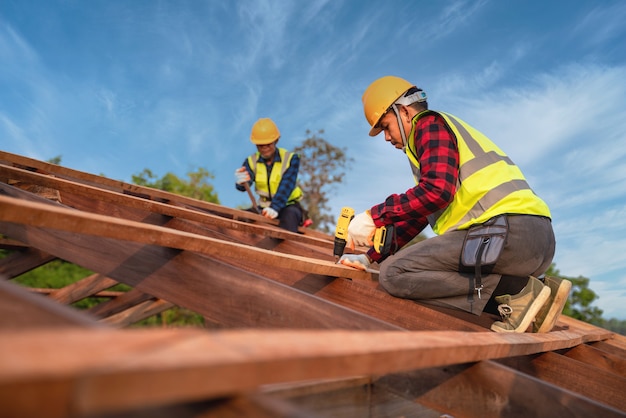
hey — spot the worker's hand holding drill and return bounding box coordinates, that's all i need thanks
[334,208,392,271]
[346,211,376,247]
[336,210,375,271]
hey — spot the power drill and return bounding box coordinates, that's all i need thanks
[333,207,354,261]
[333,206,396,261]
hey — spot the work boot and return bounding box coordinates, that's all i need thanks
[490,276,551,333]
[533,276,572,333]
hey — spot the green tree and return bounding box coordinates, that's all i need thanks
[48,155,62,165]
[293,130,352,233]
[132,167,219,203]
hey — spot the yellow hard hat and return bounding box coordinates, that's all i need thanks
[362,76,414,136]
[250,118,280,145]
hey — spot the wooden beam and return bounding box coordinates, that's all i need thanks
[0,247,56,279]
[0,193,372,282]
[592,334,626,355]
[0,150,240,218]
[48,273,119,304]
[0,164,334,250]
[0,279,103,329]
[0,211,396,330]
[376,360,625,418]
[1,149,332,238]
[498,350,626,412]
[0,327,616,417]
[57,191,475,334]
[29,288,125,298]
[0,236,28,250]
[563,343,626,378]
[88,288,157,319]
[100,298,175,327]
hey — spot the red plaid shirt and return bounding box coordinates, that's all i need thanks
[368,113,459,263]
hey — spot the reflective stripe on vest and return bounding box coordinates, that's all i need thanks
[405,110,551,234]
[248,148,303,207]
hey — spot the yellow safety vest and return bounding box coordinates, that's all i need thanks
[405,111,551,234]
[247,148,303,208]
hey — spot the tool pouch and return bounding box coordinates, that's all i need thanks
[460,215,508,271]
[460,215,508,307]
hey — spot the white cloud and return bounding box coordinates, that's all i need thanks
[573,3,626,48]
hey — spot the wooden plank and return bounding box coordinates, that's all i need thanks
[0,213,397,331]
[0,247,56,279]
[0,236,28,250]
[100,298,175,327]
[0,193,372,282]
[1,150,327,237]
[48,273,119,304]
[30,288,124,298]
[563,343,626,378]
[595,332,626,352]
[2,186,486,333]
[0,279,103,329]
[264,380,435,418]
[498,350,626,412]
[376,360,625,418]
[87,288,155,318]
[59,192,466,334]
[0,327,616,417]
[592,340,626,359]
[283,273,489,332]
[0,164,334,250]
[0,150,240,217]
[60,189,339,263]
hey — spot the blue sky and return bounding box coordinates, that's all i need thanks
[1,1,625,319]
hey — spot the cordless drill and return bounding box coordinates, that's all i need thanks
[333,206,396,261]
[333,207,354,261]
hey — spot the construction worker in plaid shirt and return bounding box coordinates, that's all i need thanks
[339,76,571,333]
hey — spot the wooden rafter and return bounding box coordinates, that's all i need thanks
[1,150,625,417]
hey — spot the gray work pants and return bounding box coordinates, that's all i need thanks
[378,215,555,315]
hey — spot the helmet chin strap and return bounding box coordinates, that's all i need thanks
[390,89,427,152]
[391,103,409,153]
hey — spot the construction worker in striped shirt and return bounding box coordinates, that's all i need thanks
[339,75,571,333]
[235,118,304,233]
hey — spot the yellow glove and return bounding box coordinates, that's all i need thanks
[339,254,371,271]
[347,210,376,248]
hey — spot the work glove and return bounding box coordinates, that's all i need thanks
[339,254,371,271]
[262,207,279,219]
[347,210,376,248]
[235,167,251,184]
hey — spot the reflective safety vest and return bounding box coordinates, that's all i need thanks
[247,148,303,208]
[405,111,551,234]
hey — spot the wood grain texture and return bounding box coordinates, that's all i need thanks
[0,193,372,281]
[498,350,626,412]
[0,149,330,239]
[0,326,614,416]
[0,164,335,249]
[377,360,625,418]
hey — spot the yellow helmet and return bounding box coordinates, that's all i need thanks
[250,118,280,145]
[362,76,414,136]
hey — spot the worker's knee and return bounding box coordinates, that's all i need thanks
[379,262,421,299]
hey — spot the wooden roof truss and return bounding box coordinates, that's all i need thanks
[1,150,625,417]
